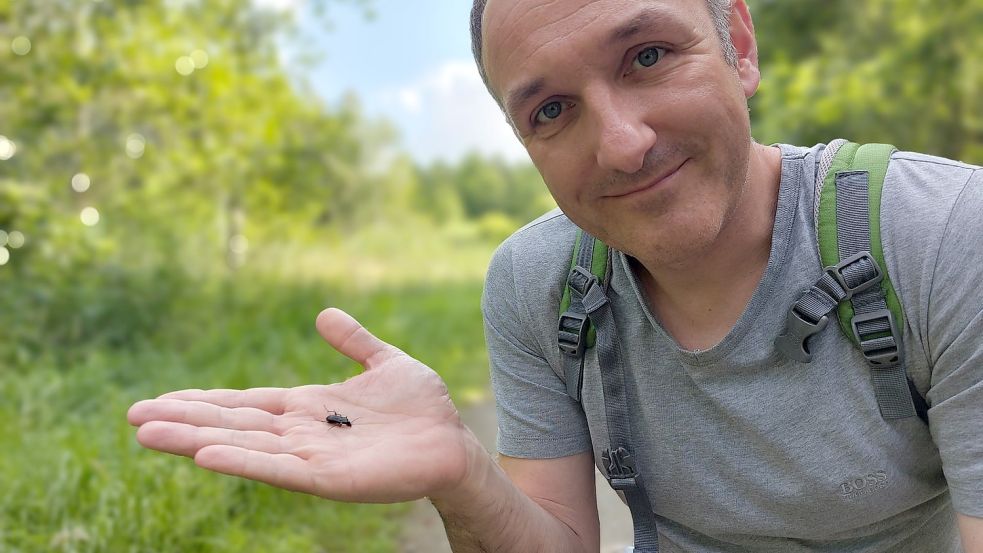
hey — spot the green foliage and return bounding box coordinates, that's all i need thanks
[413,153,555,231]
[0,0,390,277]
[751,0,983,161]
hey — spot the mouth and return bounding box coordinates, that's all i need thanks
[605,158,688,198]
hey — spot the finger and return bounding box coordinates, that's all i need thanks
[136,421,289,458]
[156,388,287,414]
[194,445,320,496]
[127,399,282,434]
[315,308,402,370]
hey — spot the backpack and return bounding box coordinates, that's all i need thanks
[555,141,928,553]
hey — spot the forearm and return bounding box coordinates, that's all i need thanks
[430,449,589,553]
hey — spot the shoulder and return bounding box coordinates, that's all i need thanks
[885,149,979,210]
[492,207,579,261]
[485,208,580,296]
[880,149,980,263]
[482,208,581,345]
[886,150,978,201]
[890,150,979,172]
[881,149,978,277]
[879,149,982,369]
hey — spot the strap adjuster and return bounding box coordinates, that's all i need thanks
[567,266,598,297]
[826,251,883,300]
[602,446,638,491]
[558,311,589,357]
[851,309,903,368]
[775,305,829,363]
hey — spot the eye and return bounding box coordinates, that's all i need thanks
[631,46,667,70]
[533,101,565,125]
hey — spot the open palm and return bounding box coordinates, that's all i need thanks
[127,308,476,503]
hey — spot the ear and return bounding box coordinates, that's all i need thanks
[728,0,760,99]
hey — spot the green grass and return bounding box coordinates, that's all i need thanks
[0,226,497,552]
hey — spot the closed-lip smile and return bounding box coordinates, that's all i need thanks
[605,158,688,198]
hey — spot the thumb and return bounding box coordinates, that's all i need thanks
[315,308,402,370]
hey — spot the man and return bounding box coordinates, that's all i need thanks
[128,0,983,551]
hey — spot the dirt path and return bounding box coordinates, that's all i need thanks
[399,401,633,553]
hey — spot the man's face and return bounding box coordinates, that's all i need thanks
[482,0,761,265]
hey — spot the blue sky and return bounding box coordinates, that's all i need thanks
[286,0,528,164]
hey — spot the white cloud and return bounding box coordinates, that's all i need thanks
[375,61,529,164]
[397,89,422,114]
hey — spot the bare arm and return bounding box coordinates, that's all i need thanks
[958,513,983,553]
[432,452,600,553]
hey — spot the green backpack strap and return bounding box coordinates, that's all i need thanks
[776,141,928,423]
[817,142,905,342]
[557,229,609,401]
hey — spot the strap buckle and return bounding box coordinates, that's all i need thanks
[602,447,638,491]
[826,251,883,300]
[567,265,599,297]
[775,305,829,363]
[558,311,589,357]
[851,309,903,368]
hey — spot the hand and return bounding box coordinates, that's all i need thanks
[127,308,479,504]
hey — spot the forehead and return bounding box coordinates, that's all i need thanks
[482,0,710,100]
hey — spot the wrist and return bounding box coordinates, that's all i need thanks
[429,426,499,513]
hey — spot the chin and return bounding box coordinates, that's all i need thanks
[615,210,727,268]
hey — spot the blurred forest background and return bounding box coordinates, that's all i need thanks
[1,0,981,551]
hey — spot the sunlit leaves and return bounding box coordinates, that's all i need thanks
[751,0,983,161]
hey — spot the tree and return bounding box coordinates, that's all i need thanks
[751,0,983,161]
[0,0,383,359]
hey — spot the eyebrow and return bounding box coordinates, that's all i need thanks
[606,8,677,46]
[502,7,681,121]
[504,78,545,122]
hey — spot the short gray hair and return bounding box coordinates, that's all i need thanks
[470,0,738,105]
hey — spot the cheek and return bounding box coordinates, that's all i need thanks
[531,148,591,209]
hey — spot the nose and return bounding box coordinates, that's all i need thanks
[592,92,657,174]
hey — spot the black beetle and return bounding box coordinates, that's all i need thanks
[322,407,353,428]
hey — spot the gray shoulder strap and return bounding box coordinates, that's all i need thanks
[566,256,662,552]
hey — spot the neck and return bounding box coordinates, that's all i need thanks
[633,143,783,348]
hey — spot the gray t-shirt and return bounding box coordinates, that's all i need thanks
[482,143,983,552]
